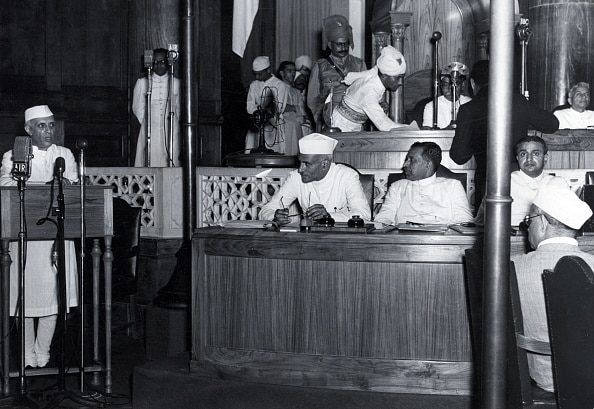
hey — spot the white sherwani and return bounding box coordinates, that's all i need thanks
[554,108,594,129]
[374,174,473,225]
[0,145,79,316]
[259,164,371,222]
[133,73,181,167]
[510,170,569,225]
[422,95,472,129]
[331,67,405,132]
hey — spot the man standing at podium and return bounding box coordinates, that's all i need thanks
[0,105,79,368]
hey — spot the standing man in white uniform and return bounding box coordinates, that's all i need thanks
[0,105,79,368]
[133,48,181,167]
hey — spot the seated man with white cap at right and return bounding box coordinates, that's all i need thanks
[331,45,408,132]
[512,185,594,393]
[259,133,371,225]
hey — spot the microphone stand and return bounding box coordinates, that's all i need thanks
[167,60,176,167]
[430,31,442,129]
[146,66,153,167]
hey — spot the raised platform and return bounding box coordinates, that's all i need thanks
[133,353,473,409]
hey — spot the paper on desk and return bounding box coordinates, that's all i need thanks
[255,169,272,178]
[223,220,272,229]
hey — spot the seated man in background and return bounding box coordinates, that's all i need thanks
[259,133,371,225]
[475,135,569,225]
[511,185,594,393]
[510,135,568,225]
[554,82,594,129]
[245,56,298,155]
[374,141,473,225]
[422,62,472,129]
[330,45,408,132]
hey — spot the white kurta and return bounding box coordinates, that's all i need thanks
[422,95,472,128]
[133,73,181,167]
[554,108,594,129]
[0,145,79,316]
[374,174,473,225]
[510,170,569,225]
[331,70,404,132]
[258,163,371,222]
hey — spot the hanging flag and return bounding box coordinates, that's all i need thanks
[232,0,259,58]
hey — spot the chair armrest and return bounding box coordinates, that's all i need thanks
[516,334,551,355]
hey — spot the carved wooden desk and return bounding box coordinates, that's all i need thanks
[0,185,113,395]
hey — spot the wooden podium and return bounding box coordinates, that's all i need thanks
[0,184,114,395]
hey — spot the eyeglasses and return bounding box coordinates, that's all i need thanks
[522,213,542,227]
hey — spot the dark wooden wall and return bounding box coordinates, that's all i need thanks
[0,0,222,167]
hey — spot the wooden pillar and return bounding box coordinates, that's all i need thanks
[528,0,594,109]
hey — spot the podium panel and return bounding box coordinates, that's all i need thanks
[0,185,113,240]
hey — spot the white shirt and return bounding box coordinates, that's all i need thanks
[510,170,569,225]
[422,95,472,128]
[259,163,371,222]
[374,174,473,225]
[132,73,181,167]
[554,108,594,129]
[334,69,404,132]
[246,75,290,115]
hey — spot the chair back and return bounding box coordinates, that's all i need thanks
[336,163,375,218]
[387,165,467,192]
[543,255,594,409]
[464,247,556,408]
[112,198,142,296]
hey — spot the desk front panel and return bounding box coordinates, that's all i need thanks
[191,228,477,395]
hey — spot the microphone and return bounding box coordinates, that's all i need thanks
[11,136,33,179]
[54,157,65,182]
[167,44,179,64]
[144,49,154,70]
[431,31,442,42]
[75,138,88,151]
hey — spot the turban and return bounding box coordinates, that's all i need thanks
[25,105,54,122]
[323,15,354,49]
[533,185,593,229]
[295,55,312,71]
[376,46,406,76]
[298,133,338,155]
[252,56,270,72]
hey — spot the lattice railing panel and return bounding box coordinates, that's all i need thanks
[200,174,286,225]
[87,170,156,230]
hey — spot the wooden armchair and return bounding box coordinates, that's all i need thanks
[543,255,594,409]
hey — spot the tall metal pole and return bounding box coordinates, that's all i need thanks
[153,0,195,309]
[482,0,514,407]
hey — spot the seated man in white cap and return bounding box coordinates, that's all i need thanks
[0,105,79,368]
[422,62,472,129]
[330,45,408,132]
[259,133,371,225]
[511,185,594,393]
[246,55,298,155]
[374,141,473,225]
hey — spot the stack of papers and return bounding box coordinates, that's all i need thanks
[396,223,448,232]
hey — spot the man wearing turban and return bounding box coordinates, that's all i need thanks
[307,15,366,132]
[331,46,408,132]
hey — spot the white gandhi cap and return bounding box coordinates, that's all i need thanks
[298,133,338,155]
[533,185,593,229]
[25,105,53,122]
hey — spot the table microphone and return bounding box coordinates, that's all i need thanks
[11,136,33,179]
[54,156,65,182]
